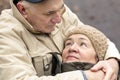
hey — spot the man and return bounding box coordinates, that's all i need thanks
[0,0,119,80]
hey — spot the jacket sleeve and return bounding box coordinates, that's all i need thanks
[0,32,85,80]
[21,71,85,80]
[0,21,85,80]
[105,39,120,60]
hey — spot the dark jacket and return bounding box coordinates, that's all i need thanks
[51,52,94,75]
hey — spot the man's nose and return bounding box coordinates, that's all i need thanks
[69,43,79,53]
[51,12,61,24]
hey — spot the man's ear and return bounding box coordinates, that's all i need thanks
[16,2,27,18]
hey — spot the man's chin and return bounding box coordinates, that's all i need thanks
[38,29,55,34]
[47,28,55,33]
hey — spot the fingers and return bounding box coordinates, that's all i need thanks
[90,60,118,80]
[90,61,104,72]
[109,74,117,80]
[103,68,113,80]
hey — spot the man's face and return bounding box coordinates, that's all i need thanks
[18,0,64,33]
[62,34,98,64]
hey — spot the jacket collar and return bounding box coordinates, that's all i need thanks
[10,0,38,33]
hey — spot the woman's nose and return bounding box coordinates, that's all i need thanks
[69,43,79,53]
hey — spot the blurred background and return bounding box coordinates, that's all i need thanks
[0,0,120,51]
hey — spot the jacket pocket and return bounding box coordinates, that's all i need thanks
[32,53,52,77]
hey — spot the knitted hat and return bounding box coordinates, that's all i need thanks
[65,25,108,60]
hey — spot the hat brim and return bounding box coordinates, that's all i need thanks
[27,0,43,3]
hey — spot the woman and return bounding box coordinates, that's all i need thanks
[52,25,109,80]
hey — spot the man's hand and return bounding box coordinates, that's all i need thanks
[90,58,119,80]
[84,70,104,80]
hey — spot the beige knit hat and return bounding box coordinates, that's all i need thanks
[65,25,108,60]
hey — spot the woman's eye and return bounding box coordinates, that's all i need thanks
[65,42,72,47]
[80,43,87,47]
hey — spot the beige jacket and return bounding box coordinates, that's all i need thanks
[0,0,119,80]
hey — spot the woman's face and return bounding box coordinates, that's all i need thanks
[62,34,98,64]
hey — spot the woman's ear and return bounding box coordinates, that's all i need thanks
[16,2,27,18]
[96,55,99,63]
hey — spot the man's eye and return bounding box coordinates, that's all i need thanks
[46,11,55,15]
